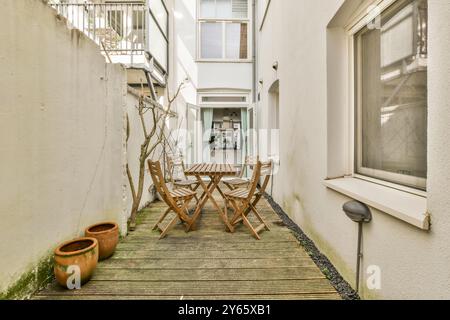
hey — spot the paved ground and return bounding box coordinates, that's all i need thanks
[34,195,340,300]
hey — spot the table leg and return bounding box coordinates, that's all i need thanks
[187,175,210,231]
[207,175,234,233]
[197,179,214,202]
[187,174,234,233]
[216,183,227,199]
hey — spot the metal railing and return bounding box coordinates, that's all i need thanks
[51,2,146,55]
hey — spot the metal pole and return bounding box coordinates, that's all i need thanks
[356,222,363,293]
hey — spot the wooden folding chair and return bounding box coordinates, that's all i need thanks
[223,155,259,190]
[253,160,273,200]
[166,154,200,203]
[148,160,197,239]
[224,161,272,240]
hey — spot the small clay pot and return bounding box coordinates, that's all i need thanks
[54,237,98,288]
[85,222,119,260]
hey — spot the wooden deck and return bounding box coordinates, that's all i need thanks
[34,195,340,300]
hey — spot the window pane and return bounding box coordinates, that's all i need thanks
[356,0,428,187]
[200,0,247,19]
[217,0,232,19]
[232,0,248,19]
[200,0,216,18]
[202,96,247,103]
[226,23,247,59]
[201,22,223,59]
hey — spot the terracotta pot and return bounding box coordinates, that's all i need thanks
[85,222,119,260]
[54,237,98,288]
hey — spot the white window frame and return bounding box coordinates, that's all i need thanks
[197,0,252,62]
[346,0,427,195]
[198,91,250,108]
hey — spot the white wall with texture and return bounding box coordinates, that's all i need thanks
[0,0,128,297]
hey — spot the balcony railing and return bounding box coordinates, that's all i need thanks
[51,2,146,56]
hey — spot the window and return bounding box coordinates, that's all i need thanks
[201,95,247,103]
[198,0,250,60]
[354,0,428,190]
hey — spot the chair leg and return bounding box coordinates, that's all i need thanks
[179,197,195,232]
[250,204,271,231]
[242,214,261,240]
[189,185,200,205]
[153,207,171,231]
[224,197,229,220]
[229,200,243,226]
[159,215,179,239]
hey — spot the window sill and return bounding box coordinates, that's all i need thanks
[323,177,430,230]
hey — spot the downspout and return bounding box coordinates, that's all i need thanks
[252,0,257,104]
[252,0,258,154]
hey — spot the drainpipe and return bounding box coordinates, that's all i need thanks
[251,0,258,156]
[252,0,257,105]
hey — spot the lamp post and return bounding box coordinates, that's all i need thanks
[342,201,372,293]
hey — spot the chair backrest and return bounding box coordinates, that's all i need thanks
[166,154,187,183]
[258,160,273,195]
[246,161,262,201]
[239,155,260,178]
[148,160,177,208]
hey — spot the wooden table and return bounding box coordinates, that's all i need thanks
[185,164,237,232]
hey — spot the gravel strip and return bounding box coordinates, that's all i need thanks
[264,193,360,300]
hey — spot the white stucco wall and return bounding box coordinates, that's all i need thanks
[0,0,130,296]
[257,0,450,299]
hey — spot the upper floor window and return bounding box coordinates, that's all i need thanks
[200,0,249,19]
[198,0,250,60]
[354,0,428,190]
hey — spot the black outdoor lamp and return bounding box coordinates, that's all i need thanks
[342,201,372,294]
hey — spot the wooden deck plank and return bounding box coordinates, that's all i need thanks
[111,249,309,259]
[115,241,300,251]
[121,231,296,242]
[84,267,326,282]
[34,192,339,300]
[38,279,336,296]
[34,293,342,300]
[97,257,317,270]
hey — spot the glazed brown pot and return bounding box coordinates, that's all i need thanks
[85,222,119,260]
[54,237,98,288]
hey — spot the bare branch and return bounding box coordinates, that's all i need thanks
[126,114,130,144]
[126,77,187,231]
[126,164,137,202]
[169,81,185,104]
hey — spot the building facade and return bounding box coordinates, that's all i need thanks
[172,0,255,165]
[2,0,450,300]
[255,0,450,299]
